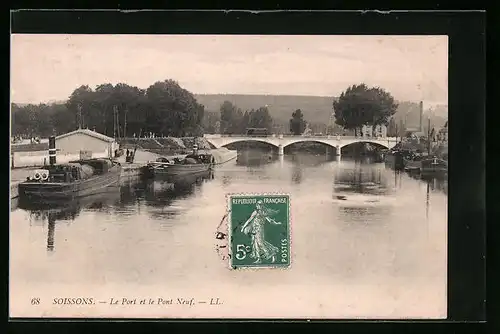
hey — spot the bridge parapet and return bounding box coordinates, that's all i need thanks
[204,134,398,151]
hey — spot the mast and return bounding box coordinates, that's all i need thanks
[419,101,424,133]
[113,105,118,140]
[427,117,431,154]
[77,103,83,129]
[124,107,128,139]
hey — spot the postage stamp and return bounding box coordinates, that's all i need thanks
[228,194,290,268]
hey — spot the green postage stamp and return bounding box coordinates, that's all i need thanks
[228,194,290,269]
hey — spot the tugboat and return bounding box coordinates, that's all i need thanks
[17,134,121,203]
[18,158,121,203]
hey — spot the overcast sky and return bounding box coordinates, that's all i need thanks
[11,34,448,105]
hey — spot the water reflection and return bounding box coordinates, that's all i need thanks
[20,188,121,252]
[407,171,448,195]
[47,214,55,251]
[421,174,448,195]
[291,164,303,184]
[426,181,430,219]
[337,205,392,224]
[286,152,334,167]
[11,153,448,318]
[17,173,215,253]
[236,149,276,166]
[333,162,391,197]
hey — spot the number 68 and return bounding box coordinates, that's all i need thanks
[235,244,251,260]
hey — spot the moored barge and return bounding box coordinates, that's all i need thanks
[142,150,215,181]
[18,158,121,203]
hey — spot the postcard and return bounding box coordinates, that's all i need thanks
[10,33,448,319]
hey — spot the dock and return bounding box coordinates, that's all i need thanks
[10,167,36,200]
[11,182,20,200]
[120,163,146,177]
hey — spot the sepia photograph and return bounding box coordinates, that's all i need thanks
[10,34,448,319]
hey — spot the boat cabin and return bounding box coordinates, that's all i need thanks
[152,153,214,166]
[43,159,116,183]
[186,152,214,164]
[155,157,171,163]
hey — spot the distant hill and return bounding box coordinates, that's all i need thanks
[195,94,448,129]
[195,94,334,124]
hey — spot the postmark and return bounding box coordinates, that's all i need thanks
[228,194,290,269]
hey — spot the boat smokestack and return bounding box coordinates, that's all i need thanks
[193,143,198,155]
[49,136,56,165]
[419,101,423,132]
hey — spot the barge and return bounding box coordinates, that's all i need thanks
[18,158,121,203]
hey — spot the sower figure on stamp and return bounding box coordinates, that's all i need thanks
[240,200,281,264]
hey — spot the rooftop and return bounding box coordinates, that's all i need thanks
[56,128,115,143]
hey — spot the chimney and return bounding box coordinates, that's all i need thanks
[49,136,56,165]
[419,101,424,132]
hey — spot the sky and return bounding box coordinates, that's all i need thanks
[11,34,448,105]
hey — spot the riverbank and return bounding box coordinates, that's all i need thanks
[10,168,38,199]
[394,140,448,159]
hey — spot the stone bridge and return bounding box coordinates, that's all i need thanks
[204,134,398,157]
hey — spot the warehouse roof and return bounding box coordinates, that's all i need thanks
[56,129,115,143]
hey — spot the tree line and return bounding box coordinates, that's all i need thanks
[214,84,399,136]
[12,81,400,139]
[12,80,205,139]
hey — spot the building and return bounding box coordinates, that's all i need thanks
[55,129,118,158]
[437,123,448,142]
[361,124,387,138]
[403,101,426,137]
[11,129,118,168]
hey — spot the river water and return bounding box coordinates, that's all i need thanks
[10,152,447,319]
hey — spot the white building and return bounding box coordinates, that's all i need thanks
[361,124,387,138]
[11,129,118,168]
[55,129,117,158]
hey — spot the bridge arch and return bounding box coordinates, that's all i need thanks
[340,140,390,151]
[283,139,339,154]
[283,139,337,149]
[217,138,280,149]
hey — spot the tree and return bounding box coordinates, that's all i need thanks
[50,103,75,135]
[219,101,239,134]
[289,109,307,135]
[66,85,95,130]
[146,79,205,137]
[240,110,250,134]
[333,84,398,136]
[202,111,221,134]
[247,106,273,131]
[387,117,398,137]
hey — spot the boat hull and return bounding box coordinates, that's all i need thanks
[143,163,212,181]
[403,158,422,171]
[420,158,448,175]
[18,166,121,203]
[384,152,405,171]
